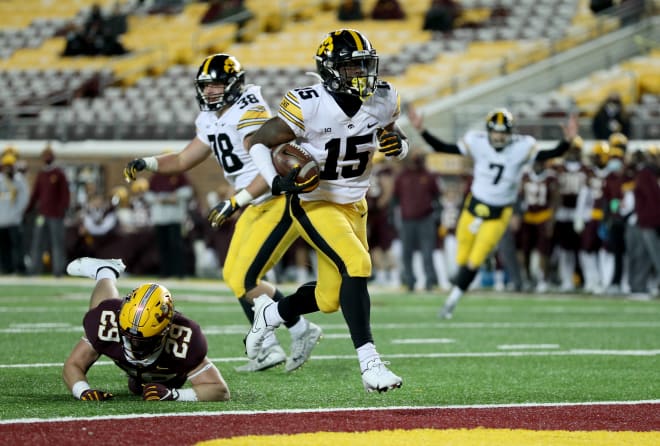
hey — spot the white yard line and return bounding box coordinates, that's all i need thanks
[2,348,658,369]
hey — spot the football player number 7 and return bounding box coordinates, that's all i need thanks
[489,163,504,185]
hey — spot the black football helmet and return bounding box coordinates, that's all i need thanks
[315,29,379,99]
[195,53,245,111]
[485,108,514,150]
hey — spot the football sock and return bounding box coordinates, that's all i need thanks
[357,342,380,373]
[96,268,117,282]
[277,281,319,321]
[273,288,302,329]
[454,265,478,291]
[339,276,374,349]
[445,286,463,308]
[238,296,254,323]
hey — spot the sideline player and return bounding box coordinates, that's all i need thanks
[408,105,578,318]
[123,54,321,373]
[63,257,230,401]
[243,29,407,392]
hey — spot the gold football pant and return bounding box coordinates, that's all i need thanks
[223,195,298,297]
[455,207,513,269]
[289,195,371,313]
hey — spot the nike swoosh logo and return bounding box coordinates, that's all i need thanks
[367,122,378,128]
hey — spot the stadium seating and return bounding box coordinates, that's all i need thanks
[0,0,646,140]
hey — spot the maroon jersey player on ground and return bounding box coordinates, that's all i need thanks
[62,257,229,402]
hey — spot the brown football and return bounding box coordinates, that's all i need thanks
[271,142,320,192]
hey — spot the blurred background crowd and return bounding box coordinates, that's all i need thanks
[0,0,658,299]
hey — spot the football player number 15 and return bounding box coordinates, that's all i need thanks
[322,134,372,180]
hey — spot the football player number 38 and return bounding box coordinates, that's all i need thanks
[97,310,191,359]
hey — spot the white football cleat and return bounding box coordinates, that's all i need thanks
[234,343,286,372]
[438,301,455,320]
[66,257,126,279]
[361,359,402,393]
[285,320,322,373]
[244,295,279,360]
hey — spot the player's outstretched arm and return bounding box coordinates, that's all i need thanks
[406,104,461,155]
[536,114,580,161]
[123,138,211,182]
[63,339,112,400]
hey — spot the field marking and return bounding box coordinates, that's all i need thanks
[2,348,658,369]
[1,400,658,425]
[4,320,659,335]
[498,344,560,350]
[392,338,456,344]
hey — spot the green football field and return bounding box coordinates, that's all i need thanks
[1,277,658,421]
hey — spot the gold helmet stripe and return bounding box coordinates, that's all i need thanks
[496,112,504,126]
[132,284,159,330]
[347,29,364,51]
[201,56,214,75]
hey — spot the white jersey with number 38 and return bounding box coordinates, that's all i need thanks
[278,82,400,204]
[195,85,271,194]
[458,130,538,206]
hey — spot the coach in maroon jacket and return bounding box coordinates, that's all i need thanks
[25,146,70,276]
[630,151,660,293]
[393,151,441,291]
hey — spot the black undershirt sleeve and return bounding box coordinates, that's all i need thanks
[420,130,462,155]
[535,140,571,161]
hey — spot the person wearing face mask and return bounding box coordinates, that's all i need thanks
[392,149,441,291]
[0,151,29,274]
[600,147,631,294]
[407,105,578,318]
[591,92,631,140]
[517,158,560,293]
[25,145,71,277]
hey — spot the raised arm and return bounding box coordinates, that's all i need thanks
[407,104,461,155]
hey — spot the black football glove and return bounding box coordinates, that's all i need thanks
[377,128,403,157]
[142,383,179,401]
[271,166,306,195]
[80,389,114,401]
[123,158,146,182]
[208,196,240,228]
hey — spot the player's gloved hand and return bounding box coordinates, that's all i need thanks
[123,158,146,182]
[80,389,114,401]
[271,166,306,195]
[377,128,403,157]
[142,383,179,401]
[208,197,240,228]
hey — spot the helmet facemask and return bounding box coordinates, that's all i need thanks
[120,327,169,364]
[195,73,244,112]
[326,54,378,99]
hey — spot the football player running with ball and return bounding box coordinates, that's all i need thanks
[242,29,408,392]
[407,105,578,319]
[123,54,321,373]
[63,257,230,401]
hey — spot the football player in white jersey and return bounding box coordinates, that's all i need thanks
[408,105,578,318]
[124,54,321,373]
[240,29,407,392]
